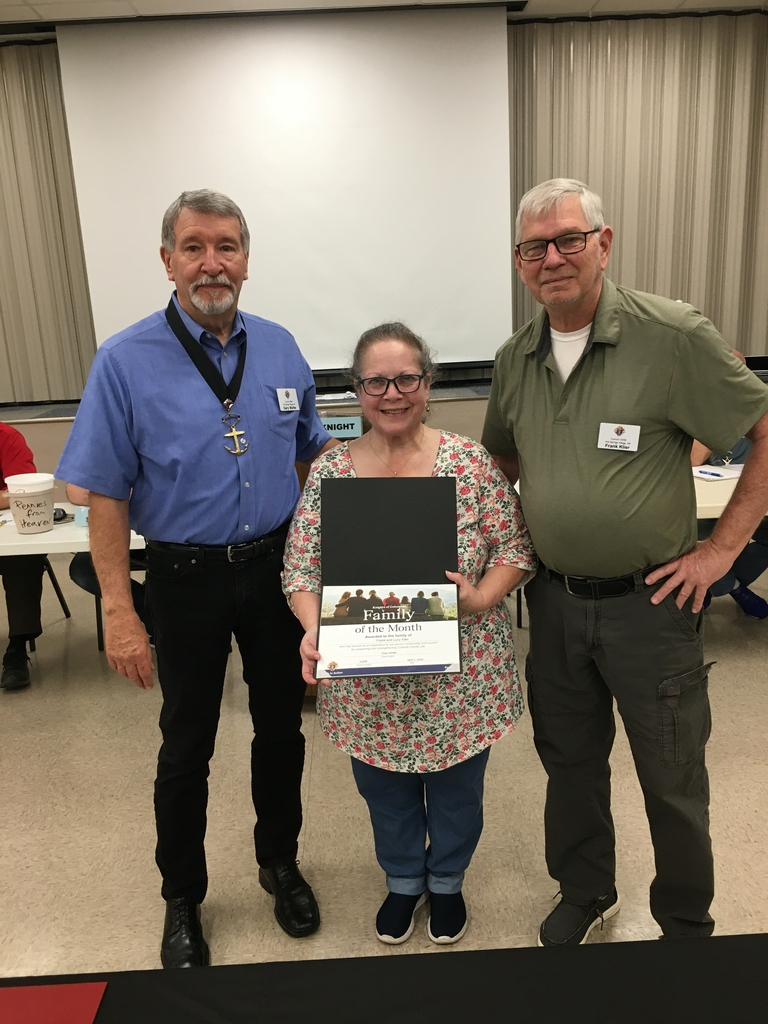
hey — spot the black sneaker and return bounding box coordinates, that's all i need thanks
[1,648,30,691]
[538,889,620,946]
[427,891,468,945]
[375,892,426,945]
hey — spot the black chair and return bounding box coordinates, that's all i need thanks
[28,557,71,653]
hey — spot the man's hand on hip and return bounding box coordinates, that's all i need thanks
[645,539,736,613]
[105,609,154,689]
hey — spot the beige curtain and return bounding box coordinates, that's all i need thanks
[508,13,768,354]
[0,42,95,404]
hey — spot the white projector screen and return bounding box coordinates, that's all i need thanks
[57,8,511,369]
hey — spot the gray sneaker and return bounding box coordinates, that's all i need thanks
[538,888,620,946]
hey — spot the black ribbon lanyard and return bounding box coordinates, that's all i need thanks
[165,298,249,454]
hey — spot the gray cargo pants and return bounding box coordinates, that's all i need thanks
[525,563,715,937]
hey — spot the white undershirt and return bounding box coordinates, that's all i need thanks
[550,324,592,382]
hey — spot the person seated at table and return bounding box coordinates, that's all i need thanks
[333,591,352,617]
[410,590,428,616]
[426,591,445,618]
[0,422,47,691]
[283,322,537,947]
[65,484,152,636]
[692,436,768,618]
[383,591,400,607]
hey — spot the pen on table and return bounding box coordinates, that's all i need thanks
[697,469,724,478]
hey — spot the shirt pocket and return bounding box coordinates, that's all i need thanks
[260,383,301,443]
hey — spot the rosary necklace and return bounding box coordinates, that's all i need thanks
[165,298,249,455]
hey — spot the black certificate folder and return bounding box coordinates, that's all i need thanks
[318,477,461,679]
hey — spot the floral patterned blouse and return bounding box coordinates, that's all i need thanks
[282,432,537,773]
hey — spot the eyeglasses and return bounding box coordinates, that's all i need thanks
[355,373,426,396]
[516,229,600,262]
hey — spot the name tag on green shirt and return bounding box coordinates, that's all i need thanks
[597,422,641,451]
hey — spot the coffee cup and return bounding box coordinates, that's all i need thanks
[4,473,56,534]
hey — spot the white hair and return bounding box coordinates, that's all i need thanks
[515,178,605,243]
[161,189,250,252]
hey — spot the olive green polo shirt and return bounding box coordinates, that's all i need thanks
[482,278,768,577]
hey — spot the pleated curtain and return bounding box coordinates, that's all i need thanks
[509,13,768,354]
[0,42,95,404]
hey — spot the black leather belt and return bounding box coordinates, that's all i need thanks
[147,521,290,563]
[544,564,663,599]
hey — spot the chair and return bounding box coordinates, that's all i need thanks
[28,557,71,653]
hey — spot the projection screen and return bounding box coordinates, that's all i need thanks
[57,8,511,369]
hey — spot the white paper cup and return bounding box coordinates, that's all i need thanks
[4,473,56,534]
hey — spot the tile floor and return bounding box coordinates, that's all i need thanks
[2,555,768,978]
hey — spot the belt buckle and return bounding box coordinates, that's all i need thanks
[227,541,260,562]
[563,574,576,596]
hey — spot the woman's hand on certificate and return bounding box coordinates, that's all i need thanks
[446,565,528,616]
[299,625,323,686]
[444,571,487,615]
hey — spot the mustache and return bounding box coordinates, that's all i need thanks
[190,275,233,293]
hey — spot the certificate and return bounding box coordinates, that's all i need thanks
[317,583,461,678]
[317,477,461,679]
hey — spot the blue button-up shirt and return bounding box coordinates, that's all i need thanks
[57,295,331,544]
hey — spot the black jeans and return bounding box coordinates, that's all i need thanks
[525,564,714,938]
[145,542,306,903]
[0,554,45,639]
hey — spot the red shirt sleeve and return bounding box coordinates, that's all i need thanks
[0,424,36,491]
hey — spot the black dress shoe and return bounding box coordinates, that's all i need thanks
[259,861,320,937]
[161,897,210,968]
[1,649,30,691]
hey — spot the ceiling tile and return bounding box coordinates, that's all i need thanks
[0,4,41,19]
[131,0,475,11]
[31,0,135,16]
[593,0,679,11]
[677,0,757,9]
[509,0,595,15]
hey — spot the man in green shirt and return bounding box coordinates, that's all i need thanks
[482,178,768,946]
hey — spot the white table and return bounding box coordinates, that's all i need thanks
[0,501,145,555]
[0,501,145,651]
[694,475,738,519]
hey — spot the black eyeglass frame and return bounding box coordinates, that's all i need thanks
[516,229,600,262]
[355,372,427,396]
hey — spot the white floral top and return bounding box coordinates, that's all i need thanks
[282,432,537,773]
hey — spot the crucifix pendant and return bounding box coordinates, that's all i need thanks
[222,405,248,455]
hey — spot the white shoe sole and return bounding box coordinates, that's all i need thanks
[376,893,427,945]
[537,892,621,947]
[427,905,469,945]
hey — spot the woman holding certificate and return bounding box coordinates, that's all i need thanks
[283,324,536,946]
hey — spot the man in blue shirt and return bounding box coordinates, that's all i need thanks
[58,190,335,968]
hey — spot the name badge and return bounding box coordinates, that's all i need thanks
[277,388,299,412]
[597,422,641,451]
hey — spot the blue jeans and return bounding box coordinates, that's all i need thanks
[698,519,768,595]
[350,747,490,896]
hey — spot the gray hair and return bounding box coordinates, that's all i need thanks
[161,189,250,253]
[515,178,604,242]
[349,322,440,385]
